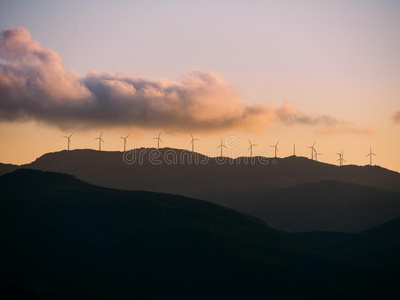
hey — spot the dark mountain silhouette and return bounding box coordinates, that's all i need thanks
[0,162,18,176]
[18,148,400,232]
[0,169,399,299]
[363,217,400,241]
[251,180,400,232]
[294,217,400,273]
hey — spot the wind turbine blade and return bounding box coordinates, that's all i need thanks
[100,132,103,138]
[159,132,161,138]
[276,141,279,146]
[373,154,377,156]
[126,135,129,139]
[248,140,251,144]
[366,154,370,157]
[191,134,193,139]
[63,136,68,138]
[313,142,316,147]
[69,133,73,138]
[159,139,163,143]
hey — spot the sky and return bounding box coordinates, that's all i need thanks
[0,0,399,171]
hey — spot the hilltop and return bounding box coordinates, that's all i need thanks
[0,162,18,176]
[24,148,400,193]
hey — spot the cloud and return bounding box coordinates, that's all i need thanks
[276,102,375,134]
[0,27,373,134]
[276,102,338,126]
[393,110,400,124]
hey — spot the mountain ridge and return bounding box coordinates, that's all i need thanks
[3,148,400,232]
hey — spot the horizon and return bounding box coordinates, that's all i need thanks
[8,144,394,173]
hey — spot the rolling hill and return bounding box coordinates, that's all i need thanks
[251,180,400,232]
[18,148,400,232]
[0,162,18,176]
[0,169,400,299]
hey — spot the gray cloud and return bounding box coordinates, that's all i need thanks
[0,27,374,134]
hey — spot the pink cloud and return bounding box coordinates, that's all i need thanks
[0,27,373,134]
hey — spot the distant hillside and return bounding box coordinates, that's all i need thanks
[1,169,400,299]
[19,148,400,232]
[253,180,400,232]
[363,217,400,241]
[24,149,400,195]
[0,162,18,176]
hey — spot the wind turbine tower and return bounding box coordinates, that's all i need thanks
[293,144,296,156]
[270,141,279,158]
[313,149,322,161]
[336,151,342,166]
[63,133,73,151]
[366,147,377,166]
[95,133,104,151]
[307,142,316,160]
[190,134,199,152]
[120,135,129,152]
[336,150,346,166]
[154,132,163,149]
[217,139,227,157]
[248,140,257,158]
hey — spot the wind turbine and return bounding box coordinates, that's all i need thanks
[94,132,104,151]
[336,150,346,166]
[307,142,316,160]
[217,139,227,157]
[190,134,199,152]
[154,132,163,149]
[248,140,257,157]
[342,151,347,165]
[366,147,377,166]
[313,149,322,161]
[293,144,296,156]
[63,133,73,151]
[120,134,129,152]
[336,151,342,166]
[270,141,279,158]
